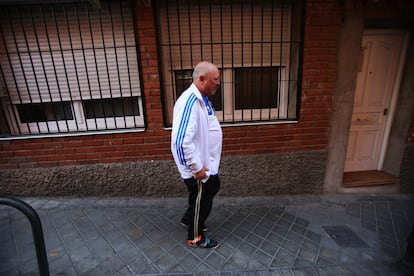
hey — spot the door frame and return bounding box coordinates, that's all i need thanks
[323,22,411,193]
[371,29,410,171]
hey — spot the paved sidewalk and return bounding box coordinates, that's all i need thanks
[1,194,413,275]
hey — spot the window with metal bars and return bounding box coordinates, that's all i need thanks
[156,0,304,126]
[0,0,145,137]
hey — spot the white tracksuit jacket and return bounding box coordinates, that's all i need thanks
[171,83,222,181]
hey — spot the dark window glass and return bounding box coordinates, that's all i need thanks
[17,102,73,123]
[175,70,193,99]
[83,97,140,119]
[234,67,279,110]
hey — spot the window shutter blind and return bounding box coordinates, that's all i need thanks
[157,0,292,123]
[158,1,291,69]
[0,1,140,105]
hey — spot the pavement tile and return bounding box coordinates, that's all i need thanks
[226,234,244,249]
[49,252,80,275]
[154,252,176,271]
[286,229,304,244]
[231,226,250,240]
[272,225,289,237]
[215,242,235,257]
[281,239,300,255]
[68,247,99,274]
[246,232,265,247]
[229,250,252,269]
[168,263,188,273]
[180,252,203,271]
[19,258,40,275]
[275,248,296,265]
[316,265,351,276]
[297,247,318,264]
[168,244,191,261]
[245,256,266,270]
[145,244,166,260]
[0,258,19,276]
[1,194,413,275]
[128,253,153,274]
[190,245,212,260]
[266,232,284,247]
[204,252,227,270]
[251,249,273,267]
[259,240,279,256]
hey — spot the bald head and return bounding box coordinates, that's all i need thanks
[192,61,219,81]
[192,61,220,97]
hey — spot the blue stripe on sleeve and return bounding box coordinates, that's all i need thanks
[176,93,197,167]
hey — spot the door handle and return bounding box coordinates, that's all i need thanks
[383,108,388,115]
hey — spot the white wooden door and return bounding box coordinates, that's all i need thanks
[345,31,406,172]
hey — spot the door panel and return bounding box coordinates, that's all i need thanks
[345,32,404,172]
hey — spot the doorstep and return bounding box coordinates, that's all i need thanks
[343,170,399,188]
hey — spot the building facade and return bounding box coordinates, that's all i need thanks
[0,0,413,197]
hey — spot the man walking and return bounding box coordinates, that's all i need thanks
[171,61,222,248]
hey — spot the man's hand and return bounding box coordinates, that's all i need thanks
[194,167,208,180]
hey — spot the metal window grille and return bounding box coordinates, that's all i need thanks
[156,0,304,126]
[0,0,145,137]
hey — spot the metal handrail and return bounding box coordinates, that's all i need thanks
[0,196,50,276]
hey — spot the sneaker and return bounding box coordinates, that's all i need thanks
[187,237,218,249]
[181,222,208,232]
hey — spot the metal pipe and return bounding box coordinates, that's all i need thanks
[0,196,50,276]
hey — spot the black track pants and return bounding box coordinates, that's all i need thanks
[182,175,221,240]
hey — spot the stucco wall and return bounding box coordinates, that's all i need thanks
[0,151,326,197]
